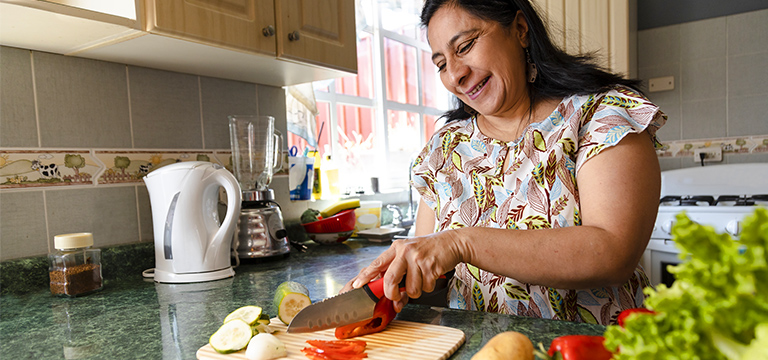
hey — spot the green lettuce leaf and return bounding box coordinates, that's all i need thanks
[604,207,768,359]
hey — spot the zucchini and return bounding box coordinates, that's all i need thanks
[209,319,253,354]
[224,305,263,326]
[273,281,311,325]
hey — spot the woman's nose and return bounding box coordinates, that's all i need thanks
[444,60,469,87]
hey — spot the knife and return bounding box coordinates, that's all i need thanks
[287,277,406,333]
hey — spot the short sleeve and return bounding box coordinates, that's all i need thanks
[575,87,667,173]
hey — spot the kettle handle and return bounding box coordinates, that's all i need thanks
[273,129,283,172]
[207,167,241,263]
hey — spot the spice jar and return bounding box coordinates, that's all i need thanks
[49,233,103,297]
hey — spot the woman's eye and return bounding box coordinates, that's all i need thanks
[458,38,476,54]
[436,63,445,72]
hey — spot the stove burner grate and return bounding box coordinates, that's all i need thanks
[659,195,716,206]
[714,195,768,206]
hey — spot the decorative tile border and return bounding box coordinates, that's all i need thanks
[0,148,235,189]
[656,135,768,158]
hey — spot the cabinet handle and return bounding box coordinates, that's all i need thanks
[288,31,300,42]
[262,25,275,37]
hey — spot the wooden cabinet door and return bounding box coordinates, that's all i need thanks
[275,0,357,73]
[532,0,631,76]
[145,0,277,55]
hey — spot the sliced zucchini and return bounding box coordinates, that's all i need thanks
[209,319,253,354]
[273,281,311,325]
[224,305,263,326]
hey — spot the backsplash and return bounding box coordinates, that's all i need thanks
[637,8,768,170]
[0,45,299,261]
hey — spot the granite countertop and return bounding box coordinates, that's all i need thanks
[0,240,604,359]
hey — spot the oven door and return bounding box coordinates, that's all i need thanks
[642,239,682,288]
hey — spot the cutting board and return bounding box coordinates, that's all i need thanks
[197,318,465,360]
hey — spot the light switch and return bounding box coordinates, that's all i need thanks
[648,76,674,92]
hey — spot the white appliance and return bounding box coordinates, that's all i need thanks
[641,163,768,287]
[143,161,241,283]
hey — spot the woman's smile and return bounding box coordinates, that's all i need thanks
[466,76,490,100]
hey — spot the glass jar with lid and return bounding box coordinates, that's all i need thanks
[48,233,103,297]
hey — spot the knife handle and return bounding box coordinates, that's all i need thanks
[364,275,446,302]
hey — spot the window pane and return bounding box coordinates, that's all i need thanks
[379,0,422,39]
[385,38,418,105]
[336,105,380,192]
[336,32,373,98]
[384,110,422,190]
[287,101,331,156]
[423,114,440,143]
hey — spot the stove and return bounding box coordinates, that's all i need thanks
[641,163,768,287]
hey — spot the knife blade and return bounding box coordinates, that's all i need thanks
[287,277,404,333]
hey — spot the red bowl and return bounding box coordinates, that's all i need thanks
[301,209,356,233]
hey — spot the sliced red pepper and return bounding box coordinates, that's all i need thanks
[547,335,613,360]
[617,307,655,327]
[335,297,396,339]
[301,347,367,360]
[305,339,367,354]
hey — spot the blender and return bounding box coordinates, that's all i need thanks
[229,115,290,259]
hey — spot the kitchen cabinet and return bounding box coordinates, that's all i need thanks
[0,0,357,87]
[531,0,634,77]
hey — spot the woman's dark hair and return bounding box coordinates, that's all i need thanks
[421,0,643,122]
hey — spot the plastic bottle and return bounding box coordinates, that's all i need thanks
[322,155,340,197]
[48,233,103,297]
[311,150,322,200]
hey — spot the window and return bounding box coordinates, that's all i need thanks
[289,0,451,195]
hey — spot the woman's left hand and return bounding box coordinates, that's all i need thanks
[340,230,466,310]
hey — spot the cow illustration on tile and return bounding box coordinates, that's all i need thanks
[31,160,61,179]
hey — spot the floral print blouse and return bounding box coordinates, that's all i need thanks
[411,86,667,325]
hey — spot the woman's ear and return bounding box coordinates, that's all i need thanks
[514,10,530,47]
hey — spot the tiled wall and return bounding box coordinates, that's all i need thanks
[638,8,768,170]
[0,45,295,261]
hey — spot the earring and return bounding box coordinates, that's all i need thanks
[525,48,538,83]
[463,103,478,117]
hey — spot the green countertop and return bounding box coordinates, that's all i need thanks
[0,239,604,359]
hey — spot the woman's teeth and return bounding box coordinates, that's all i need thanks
[467,77,489,97]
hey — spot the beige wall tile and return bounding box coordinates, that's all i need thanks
[727,9,768,55]
[200,76,258,150]
[34,51,132,148]
[128,66,202,149]
[0,47,38,147]
[45,187,139,248]
[0,191,49,260]
[681,99,727,139]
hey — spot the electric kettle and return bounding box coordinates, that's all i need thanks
[143,161,241,283]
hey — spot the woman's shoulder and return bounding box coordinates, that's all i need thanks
[431,117,475,138]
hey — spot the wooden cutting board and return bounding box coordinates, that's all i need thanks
[197,318,465,360]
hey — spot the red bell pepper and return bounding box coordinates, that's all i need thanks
[546,335,613,360]
[334,297,397,339]
[301,339,367,360]
[616,308,655,327]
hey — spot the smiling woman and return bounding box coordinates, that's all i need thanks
[341,0,669,327]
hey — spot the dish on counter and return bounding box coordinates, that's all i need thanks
[356,227,405,242]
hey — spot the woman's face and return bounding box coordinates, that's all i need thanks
[428,5,530,118]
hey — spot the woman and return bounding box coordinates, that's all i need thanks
[343,0,666,325]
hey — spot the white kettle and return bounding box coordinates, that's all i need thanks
[143,161,241,283]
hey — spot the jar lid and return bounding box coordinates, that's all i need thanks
[54,233,94,249]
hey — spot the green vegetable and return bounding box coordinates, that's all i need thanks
[301,209,321,224]
[604,208,768,359]
[224,305,263,326]
[273,281,311,325]
[209,319,253,354]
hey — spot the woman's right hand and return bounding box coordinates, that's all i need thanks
[341,229,466,308]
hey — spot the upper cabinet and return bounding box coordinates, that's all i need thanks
[531,0,634,77]
[0,0,358,87]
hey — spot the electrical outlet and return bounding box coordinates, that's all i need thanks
[693,147,723,163]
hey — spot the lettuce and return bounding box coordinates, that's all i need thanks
[604,207,768,359]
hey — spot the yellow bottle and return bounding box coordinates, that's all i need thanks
[322,155,340,197]
[311,150,322,200]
